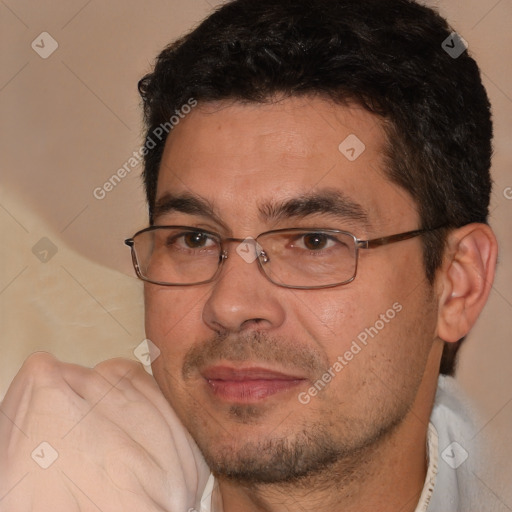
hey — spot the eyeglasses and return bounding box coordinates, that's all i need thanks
[125,225,442,290]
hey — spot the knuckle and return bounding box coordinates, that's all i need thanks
[94,358,158,400]
[19,352,61,384]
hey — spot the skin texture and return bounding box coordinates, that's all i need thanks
[143,95,498,512]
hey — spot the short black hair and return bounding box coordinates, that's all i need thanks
[138,0,493,376]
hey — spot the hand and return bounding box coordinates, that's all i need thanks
[0,353,211,512]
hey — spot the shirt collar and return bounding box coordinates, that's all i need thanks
[414,422,439,512]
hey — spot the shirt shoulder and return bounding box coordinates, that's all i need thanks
[427,376,506,511]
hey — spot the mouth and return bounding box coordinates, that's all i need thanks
[201,365,307,402]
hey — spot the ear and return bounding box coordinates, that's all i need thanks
[436,223,498,343]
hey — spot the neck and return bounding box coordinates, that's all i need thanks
[217,369,440,512]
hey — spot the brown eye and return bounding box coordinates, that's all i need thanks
[302,233,330,250]
[182,232,211,248]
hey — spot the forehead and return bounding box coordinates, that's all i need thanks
[156,96,418,233]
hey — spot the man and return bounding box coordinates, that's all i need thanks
[0,0,502,510]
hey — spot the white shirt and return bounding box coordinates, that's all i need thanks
[421,376,502,511]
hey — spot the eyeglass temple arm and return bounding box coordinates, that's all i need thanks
[357,227,444,249]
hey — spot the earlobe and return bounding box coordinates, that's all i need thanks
[436,223,498,343]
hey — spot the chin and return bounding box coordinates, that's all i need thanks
[199,426,344,484]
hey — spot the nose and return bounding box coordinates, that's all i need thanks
[201,240,286,333]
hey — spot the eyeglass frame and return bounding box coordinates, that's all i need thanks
[124,225,445,290]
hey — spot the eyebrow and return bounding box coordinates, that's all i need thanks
[259,189,370,227]
[153,188,370,229]
[153,192,228,229]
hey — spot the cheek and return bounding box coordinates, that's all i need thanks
[144,286,205,361]
[292,269,434,379]
[144,286,209,407]
[290,287,380,357]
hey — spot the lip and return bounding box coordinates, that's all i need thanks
[201,365,307,402]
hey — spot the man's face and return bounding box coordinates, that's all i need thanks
[145,96,439,482]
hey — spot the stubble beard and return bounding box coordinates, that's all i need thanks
[189,400,411,487]
[179,331,415,486]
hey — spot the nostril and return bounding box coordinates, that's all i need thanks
[240,318,267,330]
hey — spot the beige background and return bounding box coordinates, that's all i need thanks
[1,0,511,504]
